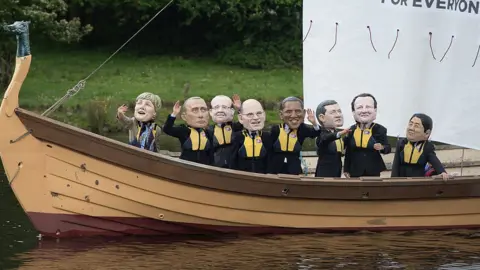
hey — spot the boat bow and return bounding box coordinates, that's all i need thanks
[1,21,31,117]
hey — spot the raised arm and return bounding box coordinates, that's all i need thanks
[162,101,189,139]
[316,128,350,148]
[116,104,135,128]
[300,108,322,138]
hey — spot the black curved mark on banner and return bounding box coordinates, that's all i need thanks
[472,45,480,67]
[429,32,436,60]
[388,29,400,59]
[440,35,454,62]
[329,22,338,52]
[367,26,377,52]
[303,20,313,43]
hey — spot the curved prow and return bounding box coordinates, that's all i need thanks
[0,21,32,117]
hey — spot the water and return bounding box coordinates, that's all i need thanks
[2,174,480,269]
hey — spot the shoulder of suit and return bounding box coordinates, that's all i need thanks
[424,140,436,152]
[396,137,407,147]
[373,123,387,131]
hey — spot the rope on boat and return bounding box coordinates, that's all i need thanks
[41,0,175,117]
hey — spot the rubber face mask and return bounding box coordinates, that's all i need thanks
[406,116,430,142]
[280,101,305,129]
[134,99,156,122]
[319,103,344,128]
[239,100,265,131]
[181,98,209,128]
[353,96,377,125]
[209,96,234,124]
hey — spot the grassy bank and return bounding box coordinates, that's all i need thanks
[19,49,302,117]
[17,49,303,151]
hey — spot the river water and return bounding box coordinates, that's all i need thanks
[2,172,480,269]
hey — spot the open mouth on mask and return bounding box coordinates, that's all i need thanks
[137,110,146,115]
[215,112,226,116]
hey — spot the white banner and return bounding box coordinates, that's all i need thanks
[303,0,480,149]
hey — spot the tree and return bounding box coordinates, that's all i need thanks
[0,0,93,91]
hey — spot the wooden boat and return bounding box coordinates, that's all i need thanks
[3,20,480,239]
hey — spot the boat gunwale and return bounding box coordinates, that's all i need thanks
[14,107,480,200]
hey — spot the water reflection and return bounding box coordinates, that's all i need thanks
[8,231,480,269]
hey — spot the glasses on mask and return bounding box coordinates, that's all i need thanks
[242,111,264,119]
[212,105,231,110]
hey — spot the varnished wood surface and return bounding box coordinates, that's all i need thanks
[15,108,480,200]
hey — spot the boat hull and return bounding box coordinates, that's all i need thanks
[6,111,480,238]
[26,211,480,238]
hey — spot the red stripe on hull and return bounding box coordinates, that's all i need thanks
[27,212,480,238]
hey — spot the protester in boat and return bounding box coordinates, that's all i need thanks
[116,92,162,152]
[314,100,350,177]
[230,99,272,173]
[269,96,321,175]
[391,113,450,180]
[343,93,391,178]
[208,94,244,168]
[163,97,214,165]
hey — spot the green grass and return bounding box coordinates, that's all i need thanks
[15,49,306,151]
[19,49,302,112]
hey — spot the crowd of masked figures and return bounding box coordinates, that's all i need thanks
[116,92,452,180]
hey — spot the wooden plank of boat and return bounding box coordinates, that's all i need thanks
[15,107,480,201]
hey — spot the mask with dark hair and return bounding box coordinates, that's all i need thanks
[351,93,377,125]
[316,100,343,128]
[279,96,305,129]
[406,113,433,142]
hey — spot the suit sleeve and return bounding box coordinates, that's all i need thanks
[162,115,189,139]
[232,121,244,132]
[390,139,403,177]
[207,131,215,165]
[426,144,446,174]
[229,132,242,170]
[270,125,280,143]
[316,129,338,148]
[343,135,351,174]
[375,125,391,154]
[117,115,135,130]
[299,123,322,139]
[263,132,274,173]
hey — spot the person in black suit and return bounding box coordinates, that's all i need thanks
[391,113,450,180]
[343,93,391,177]
[268,97,322,175]
[314,100,350,177]
[163,97,214,165]
[207,94,243,168]
[230,99,272,173]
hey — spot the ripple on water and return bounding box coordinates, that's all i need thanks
[0,230,477,269]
